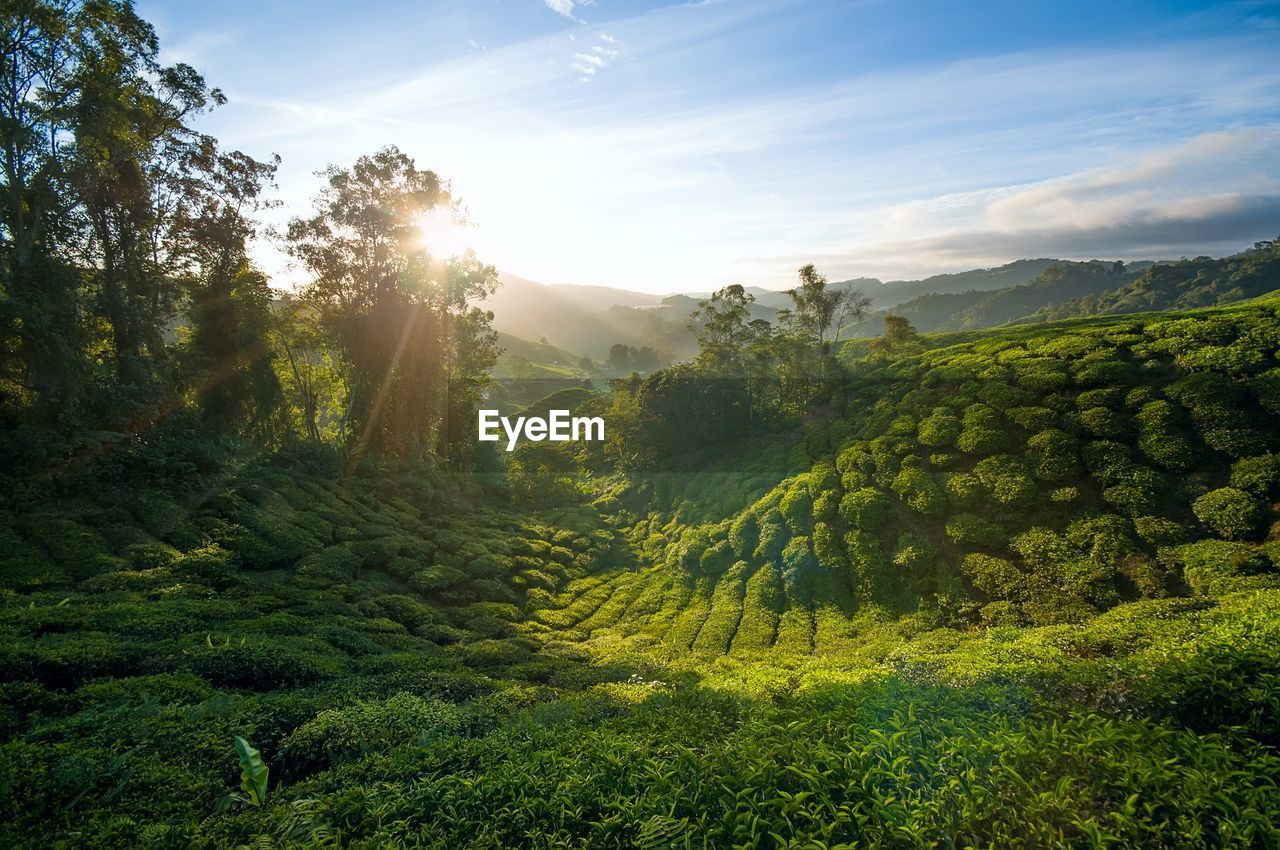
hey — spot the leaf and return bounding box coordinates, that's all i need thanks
[234,736,269,807]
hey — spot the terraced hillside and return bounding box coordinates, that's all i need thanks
[5,304,1280,848]
[523,300,1280,668]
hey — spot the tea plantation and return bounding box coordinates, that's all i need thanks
[5,301,1280,848]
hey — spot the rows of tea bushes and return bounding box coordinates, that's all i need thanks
[7,303,1280,848]
[200,650,1280,849]
[0,464,651,847]
[539,302,1280,662]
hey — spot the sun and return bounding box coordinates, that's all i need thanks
[411,207,474,259]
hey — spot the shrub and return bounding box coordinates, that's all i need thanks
[175,544,239,584]
[961,554,1022,599]
[1230,454,1280,496]
[729,513,760,557]
[699,540,735,576]
[1133,516,1186,546]
[1025,429,1078,481]
[945,514,1006,548]
[184,637,343,690]
[974,455,1036,506]
[812,490,839,523]
[409,565,469,593]
[1101,468,1161,517]
[1007,406,1056,431]
[942,473,982,507]
[779,487,812,533]
[956,426,1006,455]
[754,520,788,562]
[1079,406,1125,439]
[295,545,362,583]
[1193,488,1263,540]
[281,693,466,778]
[890,466,944,515]
[1136,400,1196,471]
[1168,539,1272,594]
[917,409,960,448]
[838,488,890,531]
[1202,428,1271,458]
[812,522,847,570]
[1249,367,1280,414]
[846,529,888,601]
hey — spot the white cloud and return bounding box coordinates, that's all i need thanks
[543,0,577,19]
[543,0,595,22]
[201,0,1280,291]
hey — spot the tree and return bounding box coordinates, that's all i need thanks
[180,143,282,436]
[0,0,87,417]
[607,343,632,372]
[284,146,498,459]
[272,294,344,444]
[66,16,229,388]
[785,264,871,356]
[832,286,872,348]
[688,284,754,375]
[632,345,660,371]
[868,315,921,358]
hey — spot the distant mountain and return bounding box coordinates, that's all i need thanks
[545,283,663,310]
[851,259,1060,308]
[883,260,1141,333]
[485,274,739,362]
[869,242,1279,335]
[481,273,666,360]
[485,254,1244,360]
[1028,240,1280,322]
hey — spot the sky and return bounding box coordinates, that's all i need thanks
[139,0,1280,293]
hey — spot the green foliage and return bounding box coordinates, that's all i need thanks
[1025,428,1078,480]
[946,513,1006,548]
[1193,488,1263,540]
[233,737,269,807]
[917,408,960,447]
[838,487,890,531]
[891,465,945,514]
[1168,539,1273,595]
[961,553,1023,599]
[974,455,1036,506]
[1230,453,1280,495]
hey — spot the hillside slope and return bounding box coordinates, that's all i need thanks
[544,300,1280,662]
[5,304,1280,848]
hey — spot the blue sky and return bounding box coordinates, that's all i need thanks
[140,0,1280,292]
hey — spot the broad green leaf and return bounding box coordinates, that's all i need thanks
[234,736,269,807]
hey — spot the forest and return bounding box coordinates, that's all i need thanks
[4,2,1280,849]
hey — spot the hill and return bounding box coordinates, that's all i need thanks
[855,258,1061,308]
[481,273,665,360]
[491,332,586,379]
[487,259,1161,360]
[868,242,1279,335]
[6,301,1280,847]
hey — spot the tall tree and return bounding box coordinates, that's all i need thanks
[0,0,90,417]
[688,283,755,375]
[786,263,870,356]
[284,146,498,458]
[869,314,921,358]
[60,5,228,389]
[180,142,281,436]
